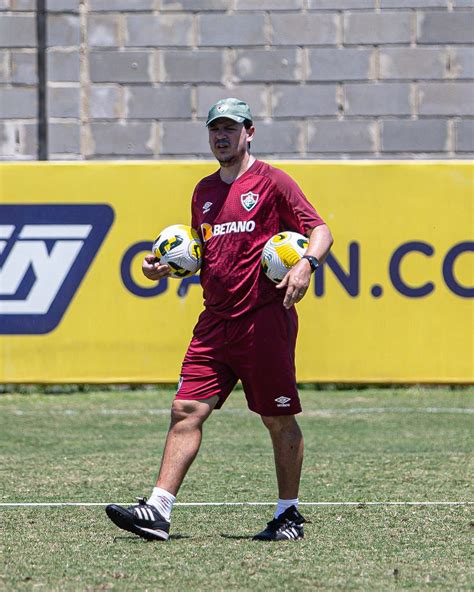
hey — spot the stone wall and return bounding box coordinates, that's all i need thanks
[1,0,473,160]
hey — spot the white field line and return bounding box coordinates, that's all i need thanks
[5,407,474,417]
[0,501,472,508]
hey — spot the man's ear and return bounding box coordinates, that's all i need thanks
[246,125,255,144]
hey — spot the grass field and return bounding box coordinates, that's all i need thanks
[1,387,473,591]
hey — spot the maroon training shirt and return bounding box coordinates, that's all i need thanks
[191,159,325,319]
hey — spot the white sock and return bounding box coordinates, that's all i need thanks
[148,487,176,522]
[274,498,299,519]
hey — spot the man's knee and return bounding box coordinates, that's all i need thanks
[170,397,217,426]
[261,414,300,433]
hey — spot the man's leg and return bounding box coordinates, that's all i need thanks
[261,414,304,500]
[252,414,306,541]
[155,395,219,495]
[105,395,218,541]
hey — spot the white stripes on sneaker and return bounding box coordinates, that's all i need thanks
[135,506,155,521]
[281,526,300,540]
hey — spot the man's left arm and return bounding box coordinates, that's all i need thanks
[276,224,334,309]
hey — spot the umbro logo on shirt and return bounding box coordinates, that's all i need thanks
[202,201,213,214]
[275,396,291,407]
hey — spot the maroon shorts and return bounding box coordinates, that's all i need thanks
[175,300,301,416]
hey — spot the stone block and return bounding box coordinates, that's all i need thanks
[272,84,338,116]
[309,0,373,7]
[126,14,193,47]
[0,87,37,118]
[0,15,36,47]
[308,48,373,81]
[90,121,154,155]
[196,85,268,118]
[23,121,38,156]
[161,121,210,155]
[161,50,223,83]
[381,119,447,151]
[90,51,153,83]
[47,49,80,82]
[237,0,303,7]
[0,122,37,157]
[418,11,474,44]
[379,48,447,80]
[198,13,267,47]
[451,47,474,79]
[47,15,81,47]
[126,86,192,118]
[307,120,375,152]
[381,0,446,6]
[161,0,230,10]
[49,122,81,153]
[46,0,80,11]
[88,15,120,47]
[90,0,154,10]
[88,85,122,118]
[419,82,474,115]
[11,51,37,84]
[10,0,36,9]
[455,119,474,151]
[0,123,18,156]
[271,13,338,46]
[0,51,8,82]
[345,83,411,116]
[48,86,81,118]
[344,11,411,44]
[235,49,302,82]
[252,121,301,154]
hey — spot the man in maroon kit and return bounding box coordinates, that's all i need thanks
[106,98,333,541]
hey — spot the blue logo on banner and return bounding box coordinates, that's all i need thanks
[0,204,114,335]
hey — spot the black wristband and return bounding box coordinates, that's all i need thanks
[301,255,319,272]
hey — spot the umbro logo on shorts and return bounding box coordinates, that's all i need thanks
[275,396,291,407]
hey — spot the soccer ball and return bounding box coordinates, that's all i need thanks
[152,224,202,278]
[261,231,309,283]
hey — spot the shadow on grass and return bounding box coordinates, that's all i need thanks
[112,534,190,542]
[220,534,254,540]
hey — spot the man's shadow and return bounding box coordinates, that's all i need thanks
[219,534,254,540]
[113,534,254,541]
[113,534,190,542]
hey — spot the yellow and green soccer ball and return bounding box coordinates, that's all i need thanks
[152,224,202,278]
[261,231,309,283]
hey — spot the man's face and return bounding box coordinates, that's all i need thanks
[208,118,254,166]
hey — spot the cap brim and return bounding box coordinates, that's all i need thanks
[205,114,246,126]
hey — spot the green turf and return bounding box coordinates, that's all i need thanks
[1,387,473,590]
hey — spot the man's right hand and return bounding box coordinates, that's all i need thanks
[142,254,171,281]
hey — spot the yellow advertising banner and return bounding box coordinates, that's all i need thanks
[0,161,472,383]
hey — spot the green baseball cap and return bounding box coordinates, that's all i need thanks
[206,97,253,127]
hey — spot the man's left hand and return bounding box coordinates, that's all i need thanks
[276,258,312,309]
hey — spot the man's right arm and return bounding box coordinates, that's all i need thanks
[143,183,200,282]
[142,255,170,281]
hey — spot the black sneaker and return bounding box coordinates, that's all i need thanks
[253,505,306,541]
[105,497,170,541]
